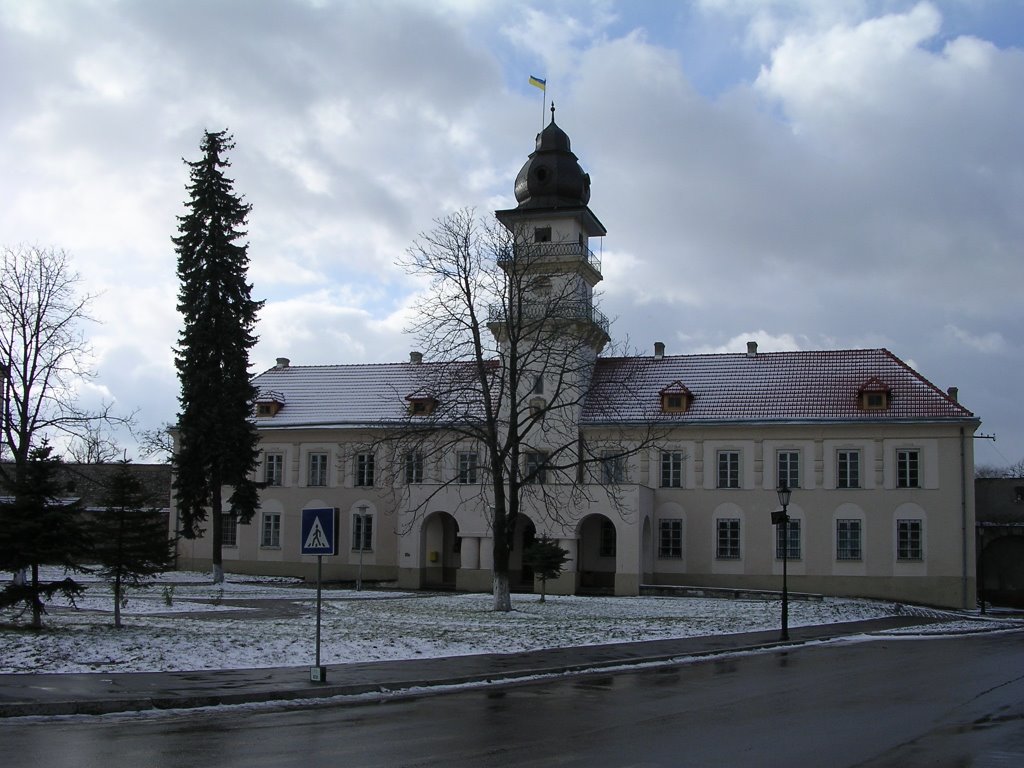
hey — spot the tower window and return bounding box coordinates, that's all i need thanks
[534,227,551,243]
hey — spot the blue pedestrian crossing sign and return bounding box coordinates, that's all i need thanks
[301,508,337,556]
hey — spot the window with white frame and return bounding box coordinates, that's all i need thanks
[658,519,683,558]
[405,451,424,484]
[355,452,375,487]
[601,451,625,484]
[525,451,548,484]
[897,519,923,560]
[599,519,616,557]
[265,453,283,486]
[458,451,478,484]
[896,449,920,488]
[837,450,860,489]
[661,451,683,488]
[777,450,800,490]
[352,510,373,552]
[717,451,740,489]
[836,519,862,560]
[261,511,281,548]
[716,519,741,559]
[221,513,238,547]
[775,519,801,559]
[308,453,328,486]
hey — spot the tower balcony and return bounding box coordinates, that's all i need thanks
[486,300,610,336]
[497,242,602,275]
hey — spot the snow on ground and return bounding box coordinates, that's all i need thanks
[0,568,1008,674]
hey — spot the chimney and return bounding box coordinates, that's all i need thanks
[746,341,758,358]
[947,386,958,402]
[654,341,665,360]
[275,357,290,369]
[409,351,423,365]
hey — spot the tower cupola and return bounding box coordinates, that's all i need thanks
[512,105,592,210]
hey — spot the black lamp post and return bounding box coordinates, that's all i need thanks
[773,485,792,641]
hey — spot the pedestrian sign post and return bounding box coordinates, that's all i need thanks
[301,507,337,682]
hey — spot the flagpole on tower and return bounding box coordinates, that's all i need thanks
[529,75,547,130]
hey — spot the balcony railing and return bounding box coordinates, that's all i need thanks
[497,242,602,274]
[487,300,610,336]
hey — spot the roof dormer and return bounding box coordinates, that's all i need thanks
[858,377,891,411]
[255,390,286,417]
[405,390,438,416]
[660,381,694,414]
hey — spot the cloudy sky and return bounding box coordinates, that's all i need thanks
[2,0,1021,468]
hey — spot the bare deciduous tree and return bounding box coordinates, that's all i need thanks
[383,209,666,611]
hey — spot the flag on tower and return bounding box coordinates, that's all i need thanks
[529,75,546,91]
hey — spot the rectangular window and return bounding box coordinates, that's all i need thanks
[221,513,238,548]
[308,453,328,487]
[897,519,923,560]
[658,519,683,558]
[661,451,683,488]
[897,449,920,488]
[777,450,800,490]
[836,519,862,560]
[601,451,624,484]
[405,451,423,484]
[525,451,547,484]
[355,452,375,487]
[458,451,478,484]
[837,450,860,489]
[717,451,740,489]
[775,519,801,560]
[599,519,616,557]
[261,511,281,548]
[534,226,551,243]
[352,512,373,552]
[265,453,283,487]
[716,519,741,559]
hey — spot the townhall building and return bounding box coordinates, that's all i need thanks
[174,116,980,609]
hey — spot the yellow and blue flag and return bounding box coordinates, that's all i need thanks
[529,75,546,92]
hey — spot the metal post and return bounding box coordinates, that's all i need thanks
[781,512,789,641]
[315,554,323,668]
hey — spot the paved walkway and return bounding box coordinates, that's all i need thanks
[0,616,944,717]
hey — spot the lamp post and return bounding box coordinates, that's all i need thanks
[773,485,792,641]
[356,504,368,591]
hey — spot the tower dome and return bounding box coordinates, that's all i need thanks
[512,104,591,210]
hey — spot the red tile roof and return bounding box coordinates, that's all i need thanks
[584,348,974,423]
[251,348,975,429]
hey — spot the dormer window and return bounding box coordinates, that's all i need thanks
[659,382,693,414]
[406,392,438,416]
[255,390,285,417]
[858,377,891,411]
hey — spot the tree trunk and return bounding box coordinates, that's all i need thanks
[210,475,224,584]
[492,572,511,612]
[30,563,41,629]
[540,576,547,603]
[113,573,122,629]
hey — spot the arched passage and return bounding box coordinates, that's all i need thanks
[421,511,460,589]
[577,513,616,592]
[510,514,537,591]
[979,535,1024,608]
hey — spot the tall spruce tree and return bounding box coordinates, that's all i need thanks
[172,130,263,584]
[93,462,175,628]
[0,445,89,628]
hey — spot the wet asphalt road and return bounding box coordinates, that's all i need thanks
[3,630,1022,767]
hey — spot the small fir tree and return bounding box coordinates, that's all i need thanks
[0,445,89,628]
[523,535,570,603]
[93,462,175,628]
[172,130,263,584]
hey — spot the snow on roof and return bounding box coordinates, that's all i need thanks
[251,348,974,430]
[585,348,973,423]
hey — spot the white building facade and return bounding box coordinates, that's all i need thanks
[174,117,979,609]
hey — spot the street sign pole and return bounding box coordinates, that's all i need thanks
[302,507,336,683]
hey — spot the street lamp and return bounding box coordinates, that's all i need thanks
[773,485,792,641]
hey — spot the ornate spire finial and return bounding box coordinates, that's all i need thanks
[550,102,556,123]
